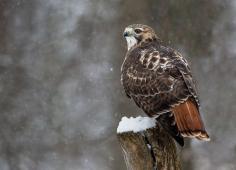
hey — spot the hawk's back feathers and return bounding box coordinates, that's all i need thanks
[121,24,210,145]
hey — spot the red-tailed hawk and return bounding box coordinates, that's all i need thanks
[121,24,210,146]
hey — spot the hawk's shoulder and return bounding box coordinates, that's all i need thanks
[121,42,200,114]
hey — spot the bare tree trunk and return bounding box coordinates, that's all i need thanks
[117,120,181,170]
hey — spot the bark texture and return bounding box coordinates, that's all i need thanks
[117,123,181,170]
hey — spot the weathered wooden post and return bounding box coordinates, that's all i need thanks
[117,116,181,170]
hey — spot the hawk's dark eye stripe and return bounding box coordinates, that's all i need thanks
[134,29,142,34]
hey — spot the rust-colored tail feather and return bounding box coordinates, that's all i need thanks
[172,99,210,141]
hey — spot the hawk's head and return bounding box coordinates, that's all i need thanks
[123,24,159,50]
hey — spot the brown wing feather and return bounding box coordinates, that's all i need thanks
[121,41,210,142]
[172,99,210,140]
[121,44,191,116]
[173,51,200,106]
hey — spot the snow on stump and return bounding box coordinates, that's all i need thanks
[117,116,181,170]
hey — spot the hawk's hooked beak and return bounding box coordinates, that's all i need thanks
[123,28,134,37]
[123,32,129,37]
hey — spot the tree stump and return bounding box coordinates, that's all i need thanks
[117,116,181,170]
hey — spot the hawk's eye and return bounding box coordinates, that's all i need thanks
[134,29,142,34]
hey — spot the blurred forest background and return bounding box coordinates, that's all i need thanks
[0,0,235,170]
